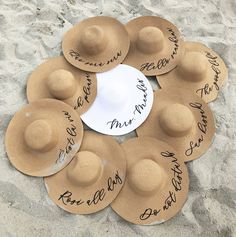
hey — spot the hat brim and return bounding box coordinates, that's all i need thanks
[111,137,189,225]
[123,16,184,76]
[5,99,84,177]
[81,65,154,135]
[136,87,215,162]
[62,16,130,72]
[157,42,228,103]
[27,56,97,115]
[44,131,126,214]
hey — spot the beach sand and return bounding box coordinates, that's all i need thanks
[0,0,235,236]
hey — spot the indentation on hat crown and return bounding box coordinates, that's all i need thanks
[136,26,165,54]
[128,159,164,196]
[47,69,77,100]
[177,52,208,82]
[159,103,194,137]
[24,119,58,152]
[67,151,102,186]
[80,25,108,55]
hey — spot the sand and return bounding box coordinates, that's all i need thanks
[0,0,235,236]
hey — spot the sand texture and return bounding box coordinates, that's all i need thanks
[0,0,235,236]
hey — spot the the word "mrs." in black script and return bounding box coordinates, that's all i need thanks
[107,78,148,130]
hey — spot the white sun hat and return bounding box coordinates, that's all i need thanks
[81,64,154,135]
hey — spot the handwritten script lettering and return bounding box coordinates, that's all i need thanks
[140,208,161,221]
[58,171,123,207]
[74,73,92,110]
[107,78,149,130]
[58,191,84,206]
[69,50,122,67]
[140,59,170,72]
[196,51,221,98]
[185,102,207,156]
[87,189,106,206]
[107,170,123,191]
[167,27,180,60]
[57,111,77,163]
[161,151,183,192]
[139,151,183,221]
[163,191,177,210]
[63,111,74,123]
[133,79,148,115]
[139,28,179,72]
[107,118,135,130]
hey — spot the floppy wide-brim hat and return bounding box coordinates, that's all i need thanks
[5,99,84,177]
[111,137,189,225]
[27,56,97,115]
[62,16,130,73]
[81,64,154,135]
[136,87,215,162]
[156,41,228,103]
[44,131,126,214]
[123,16,184,76]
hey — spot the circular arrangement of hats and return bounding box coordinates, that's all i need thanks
[4,15,227,225]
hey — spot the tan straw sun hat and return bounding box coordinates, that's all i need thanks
[44,131,126,214]
[5,99,83,177]
[136,87,215,162]
[156,42,228,103]
[62,16,130,73]
[27,56,97,115]
[123,16,184,76]
[111,137,189,225]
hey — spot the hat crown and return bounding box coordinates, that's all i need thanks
[80,25,108,55]
[98,82,127,109]
[178,52,207,82]
[136,26,165,54]
[159,103,194,137]
[47,69,77,100]
[128,159,164,196]
[24,119,58,152]
[67,151,102,186]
